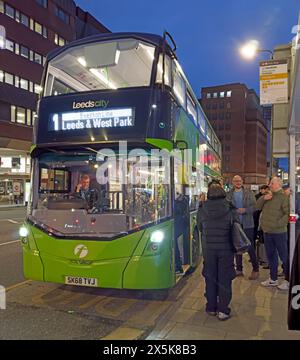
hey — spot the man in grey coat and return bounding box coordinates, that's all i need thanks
[227,175,259,280]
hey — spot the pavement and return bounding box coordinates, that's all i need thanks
[1,206,300,340]
[2,260,300,340]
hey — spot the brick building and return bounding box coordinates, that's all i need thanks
[0,0,109,206]
[200,83,268,186]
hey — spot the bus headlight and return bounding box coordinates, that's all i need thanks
[150,230,164,243]
[19,226,29,238]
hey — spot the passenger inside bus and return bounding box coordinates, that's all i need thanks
[74,174,109,213]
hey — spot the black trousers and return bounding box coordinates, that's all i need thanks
[202,248,235,314]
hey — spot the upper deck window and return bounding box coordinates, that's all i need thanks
[156,54,171,87]
[44,39,156,96]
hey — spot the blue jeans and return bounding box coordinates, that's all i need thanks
[264,232,288,281]
[235,228,259,272]
[202,249,235,314]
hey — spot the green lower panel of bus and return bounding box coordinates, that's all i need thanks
[22,220,175,290]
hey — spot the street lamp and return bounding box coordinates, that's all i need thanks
[239,40,273,59]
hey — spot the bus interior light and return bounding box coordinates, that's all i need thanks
[77,57,87,67]
[150,230,164,243]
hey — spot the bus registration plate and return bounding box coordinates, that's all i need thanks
[65,276,98,287]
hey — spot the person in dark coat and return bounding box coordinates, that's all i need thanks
[197,183,239,321]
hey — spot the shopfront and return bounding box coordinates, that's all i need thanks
[0,149,30,207]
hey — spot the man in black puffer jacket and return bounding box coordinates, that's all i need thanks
[197,183,239,321]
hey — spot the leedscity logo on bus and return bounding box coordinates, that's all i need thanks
[50,107,135,132]
[72,100,109,109]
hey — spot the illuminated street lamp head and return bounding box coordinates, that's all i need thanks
[240,40,260,59]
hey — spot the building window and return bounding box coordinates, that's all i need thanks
[213,92,218,98]
[219,102,225,109]
[42,27,47,38]
[212,103,217,110]
[220,91,225,98]
[16,107,26,124]
[30,18,34,30]
[34,53,42,65]
[10,105,16,122]
[219,112,224,120]
[20,78,29,90]
[15,43,19,55]
[225,134,231,141]
[225,145,231,152]
[5,39,14,52]
[225,123,231,130]
[34,22,42,35]
[21,13,29,27]
[36,0,47,8]
[226,112,231,119]
[0,1,4,13]
[5,72,14,85]
[20,45,29,59]
[5,4,14,19]
[226,90,232,97]
[206,104,211,110]
[54,33,66,46]
[14,75,19,87]
[26,109,32,125]
[0,70,4,82]
[55,6,70,24]
[206,93,211,99]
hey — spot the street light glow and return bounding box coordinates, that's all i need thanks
[240,40,259,59]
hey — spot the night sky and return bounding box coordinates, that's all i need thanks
[76,0,299,97]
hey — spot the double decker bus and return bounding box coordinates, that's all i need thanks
[20,32,221,290]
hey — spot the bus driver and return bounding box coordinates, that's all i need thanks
[75,174,98,209]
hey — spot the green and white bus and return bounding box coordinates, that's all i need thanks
[20,32,221,289]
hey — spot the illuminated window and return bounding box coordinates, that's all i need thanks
[173,63,186,108]
[34,22,42,35]
[213,92,218,98]
[5,72,14,85]
[0,70,4,82]
[220,91,225,98]
[226,90,232,97]
[20,78,28,90]
[206,93,211,98]
[0,1,4,13]
[5,39,14,52]
[10,105,16,122]
[16,107,26,124]
[14,75,19,87]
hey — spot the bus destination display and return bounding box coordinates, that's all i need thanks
[49,108,135,132]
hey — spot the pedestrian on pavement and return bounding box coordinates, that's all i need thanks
[197,183,238,321]
[227,175,260,280]
[256,177,290,290]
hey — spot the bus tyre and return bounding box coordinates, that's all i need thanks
[191,228,200,269]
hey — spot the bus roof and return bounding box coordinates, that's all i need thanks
[47,32,175,61]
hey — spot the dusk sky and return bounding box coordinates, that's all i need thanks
[76,0,299,98]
